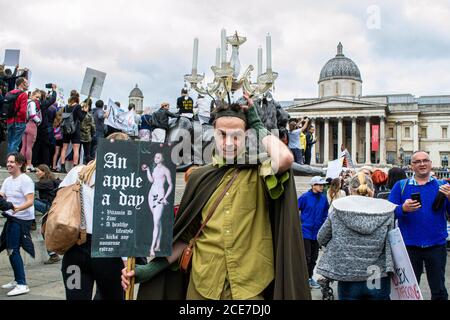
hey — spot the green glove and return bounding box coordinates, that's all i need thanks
[246,105,270,141]
[134,257,170,283]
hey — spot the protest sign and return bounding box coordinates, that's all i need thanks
[326,157,344,179]
[3,49,20,66]
[80,67,106,99]
[91,139,176,258]
[389,227,423,300]
[104,99,138,136]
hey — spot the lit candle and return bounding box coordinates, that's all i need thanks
[257,46,262,76]
[221,28,227,65]
[192,38,199,74]
[215,47,220,68]
[266,33,272,71]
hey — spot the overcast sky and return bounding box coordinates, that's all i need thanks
[1,0,449,109]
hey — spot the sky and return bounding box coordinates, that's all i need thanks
[1,0,450,109]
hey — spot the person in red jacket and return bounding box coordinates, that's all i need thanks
[7,77,29,153]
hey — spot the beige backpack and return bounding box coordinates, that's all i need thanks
[41,173,87,255]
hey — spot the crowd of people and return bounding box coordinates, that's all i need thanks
[0,70,450,301]
[300,156,450,300]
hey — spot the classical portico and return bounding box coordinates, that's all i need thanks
[288,98,387,165]
[285,42,450,168]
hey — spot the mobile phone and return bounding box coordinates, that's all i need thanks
[411,192,421,205]
[45,83,53,89]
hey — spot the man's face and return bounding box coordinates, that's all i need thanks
[411,152,432,177]
[214,117,246,161]
[22,79,29,91]
[6,156,20,175]
[310,127,315,134]
[312,184,324,193]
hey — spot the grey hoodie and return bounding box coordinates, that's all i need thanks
[316,195,396,282]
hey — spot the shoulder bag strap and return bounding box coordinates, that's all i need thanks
[189,169,240,245]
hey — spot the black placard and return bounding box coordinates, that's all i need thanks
[92,139,176,258]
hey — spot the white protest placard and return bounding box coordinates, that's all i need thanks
[3,49,20,66]
[80,67,106,99]
[389,227,423,300]
[104,99,138,136]
[325,157,344,179]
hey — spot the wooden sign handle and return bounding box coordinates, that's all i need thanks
[125,257,136,300]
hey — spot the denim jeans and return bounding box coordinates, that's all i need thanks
[7,123,26,154]
[34,199,50,214]
[407,245,448,300]
[338,276,391,300]
[6,221,27,285]
[290,148,303,165]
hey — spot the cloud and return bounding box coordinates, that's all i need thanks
[1,0,449,107]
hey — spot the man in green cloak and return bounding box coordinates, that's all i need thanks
[122,93,311,300]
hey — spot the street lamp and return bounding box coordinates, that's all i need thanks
[399,147,404,166]
[184,29,278,102]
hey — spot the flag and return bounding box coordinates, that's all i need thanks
[104,99,138,136]
[372,125,379,152]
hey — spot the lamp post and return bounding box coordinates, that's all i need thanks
[399,147,404,167]
[184,29,278,102]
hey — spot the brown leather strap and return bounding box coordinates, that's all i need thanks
[190,169,240,244]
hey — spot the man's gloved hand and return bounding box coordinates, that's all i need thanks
[242,92,270,140]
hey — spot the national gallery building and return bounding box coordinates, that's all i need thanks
[286,43,450,168]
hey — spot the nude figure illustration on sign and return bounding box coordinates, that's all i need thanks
[141,153,173,257]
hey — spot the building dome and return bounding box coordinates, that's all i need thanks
[129,84,144,98]
[319,43,362,83]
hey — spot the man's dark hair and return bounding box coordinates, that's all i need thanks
[128,103,136,111]
[95,100,104,109]
[211,101,247,127]
[115,101,121,107]
[5,69,12,76]
[7,152,26,173]
[181,88,188,94]
[16,77,26,88]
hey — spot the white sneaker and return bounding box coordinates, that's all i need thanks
[7,284,30,296]
[1,281,17,289]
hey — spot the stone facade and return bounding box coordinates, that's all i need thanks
[286,44,450,168]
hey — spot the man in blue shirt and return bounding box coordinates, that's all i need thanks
[389,151,450,300]
[298,176,329,289]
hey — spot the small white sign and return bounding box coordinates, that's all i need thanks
[3,49,20,66]
[80,67,106,99]
[325,158,344,179]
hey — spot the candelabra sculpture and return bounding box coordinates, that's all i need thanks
[184,29,278,102]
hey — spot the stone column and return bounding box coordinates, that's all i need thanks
[311,118,316,165]
[338,117,343,152]
[396,121,402,163]
[413,121,419,151]
[351,117,357,165]
[324,118,330,165]
[379,116,386,165]
[365,117,371,164]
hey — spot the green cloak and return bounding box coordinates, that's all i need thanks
[137,164,311,300]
